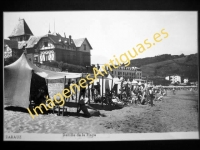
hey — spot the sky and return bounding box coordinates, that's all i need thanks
[3,11,197,65]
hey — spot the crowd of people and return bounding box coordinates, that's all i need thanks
[32,77,197,117]
[76,79,169,108]
[109,81,168,107]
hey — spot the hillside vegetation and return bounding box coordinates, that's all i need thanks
[130,53,198,81]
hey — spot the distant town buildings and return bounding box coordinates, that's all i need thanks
[183,78,189,83]
[165,75,190,85]
[110,65,142,81]
[165,75,181,84]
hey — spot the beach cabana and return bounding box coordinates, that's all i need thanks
[131,80,138,85]
[96,73,112,95]
[4,53,82,108]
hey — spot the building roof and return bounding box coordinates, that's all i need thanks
[48,33,71,44]
[25,33,77,49]
[18,41,27,49]
[8,19,33,38]
[73,38,85,47]
[4,39,18,49]
[26,35,44,48]
[73,38,93,49]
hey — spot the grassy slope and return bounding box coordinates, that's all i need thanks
[130,54,198,78]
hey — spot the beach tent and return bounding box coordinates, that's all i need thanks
[105,74,113,91]
[113,77,130,94]
[127,79,131,84]
[131,80,138,85]
[4,53,82,108]
[119,77,124,82]
[98,73,113,95]
[113,77,121,85]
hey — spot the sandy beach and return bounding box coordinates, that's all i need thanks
[4,89,198,134]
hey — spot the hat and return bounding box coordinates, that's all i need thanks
[148,85,153,88]
[79,97,89,104]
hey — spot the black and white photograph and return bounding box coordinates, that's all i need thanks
[3,11,198,141]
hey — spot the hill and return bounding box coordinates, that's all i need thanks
[130,53,198,81]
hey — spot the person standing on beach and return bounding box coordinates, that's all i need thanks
[77,78,87,114]
[78,78,87,102]
[173,87,176,95]
[96,82,101,95]
[91,84,95,101]
[71,80,75,100]
[65,80,72,102]
[148,86,154,107]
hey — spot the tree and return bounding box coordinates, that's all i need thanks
[174,82,179,86]
[58,61,64,71]
[151,78,171,86]
[180,53,185,57]
[4,56,18,66]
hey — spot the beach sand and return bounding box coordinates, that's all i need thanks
[4,90,198,134]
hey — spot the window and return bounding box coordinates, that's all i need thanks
[45,54,49,61]
[34,57,38,62]
[44,42,48,47]
[83,44,86,50]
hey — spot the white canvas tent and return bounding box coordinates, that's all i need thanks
[132,80,138,85]
[4,53,82,108]
[98,74,113,95]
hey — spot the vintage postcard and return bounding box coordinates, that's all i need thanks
[3,11,198,141]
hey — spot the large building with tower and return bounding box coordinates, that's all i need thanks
[4,19,92,67]
[4,19,142,80]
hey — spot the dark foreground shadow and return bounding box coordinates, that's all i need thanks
[48,110,101,118]
[4,102,122,117]
[65,101,123,111]
[66,111,108,118]
[89,103,123,111]
[4,106,29,113]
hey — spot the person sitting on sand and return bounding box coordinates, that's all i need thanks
[111,91,124,107]
[77,96,100,117]
[131,90,137,103]
[133,86,141,104]
[104,89,112,105]
[162,88,167,96]
[155,89,163,101]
